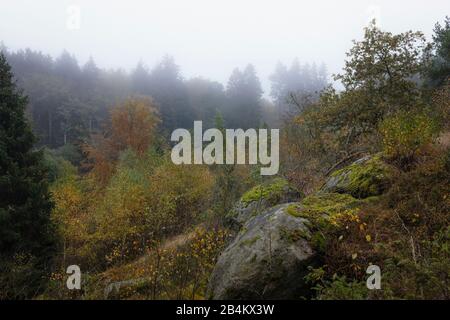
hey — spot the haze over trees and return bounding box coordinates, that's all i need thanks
[0,16,449,300]
[270,59,328,115]
[1,46,327,151]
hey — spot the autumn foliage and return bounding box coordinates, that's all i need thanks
[83,97,160,184]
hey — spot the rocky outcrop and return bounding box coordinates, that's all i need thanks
[208,203,316,300]
[208,156,396,300]
[226,178,302,231]
[320,155,396,199]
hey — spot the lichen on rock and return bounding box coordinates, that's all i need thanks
[320,155,396,199]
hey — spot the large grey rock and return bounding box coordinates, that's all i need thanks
[208,203,316,300]
[226,179,302,231]
[226,199,270,231]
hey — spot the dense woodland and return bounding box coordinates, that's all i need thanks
[0,42,328,147]
[0,18,449,299]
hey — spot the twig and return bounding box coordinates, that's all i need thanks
[324,151,367,176]
[394,210,417,265]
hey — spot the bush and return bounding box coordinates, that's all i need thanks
[43,148,77,182]
[379,111,438,165]
[77,152,216,268]
[89,227,229,300]
[146,159,215,236]
[53,144,84,167]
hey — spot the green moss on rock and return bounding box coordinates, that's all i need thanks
[287,193,361,219]
[323,155,395,199]
[286,193,363,253]
[241,178,298,206]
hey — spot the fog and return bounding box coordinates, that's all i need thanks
[1,0,448,94]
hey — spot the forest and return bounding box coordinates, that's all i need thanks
[0,17,449,300]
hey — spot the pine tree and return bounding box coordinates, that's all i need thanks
[148,55,194,130]
[131,60,151,95]
[426,16,450,88]
[225,65,263,129]
[0,53,55,298]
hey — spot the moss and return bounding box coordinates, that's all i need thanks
[329,155,394,199]
[286,204,303,218]
[310,232,327,252]
[360,195,381,205]
[288,193,361,219]
[241,235,261,246]
[286,193,363,253]
[280,227,310,243]
[241,178,291,205]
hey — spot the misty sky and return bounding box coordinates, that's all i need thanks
[1,0,449,95]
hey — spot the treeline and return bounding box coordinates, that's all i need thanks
[0,44,328,149]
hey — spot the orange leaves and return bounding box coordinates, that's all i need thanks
[83,97,160,184]
[110,97,160,155]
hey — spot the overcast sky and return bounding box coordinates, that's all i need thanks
[1,0,449,94]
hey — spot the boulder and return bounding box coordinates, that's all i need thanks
[208,192,368,299]
[208,156,394,300]
[320,155,395,199]
[226,178,302,231]
[208,203,316,300]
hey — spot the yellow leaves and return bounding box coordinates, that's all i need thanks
[411,213,421,223]
[50,176,90,245]
[97,226,230,298]
[329,209,361,228]
[146,160,214,232]
[379,110,437,160]
[51,181,81,213]
[352,253,358,260]
[49,271,65,281]
[294,115,305,125]
[365,234,372,242]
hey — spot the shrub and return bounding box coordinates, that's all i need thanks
[379,111,438,165]
[146,160,215,236]
[43,148,77,182]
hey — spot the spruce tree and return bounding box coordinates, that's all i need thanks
[0,53,54,298]
[426,17,450,88]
